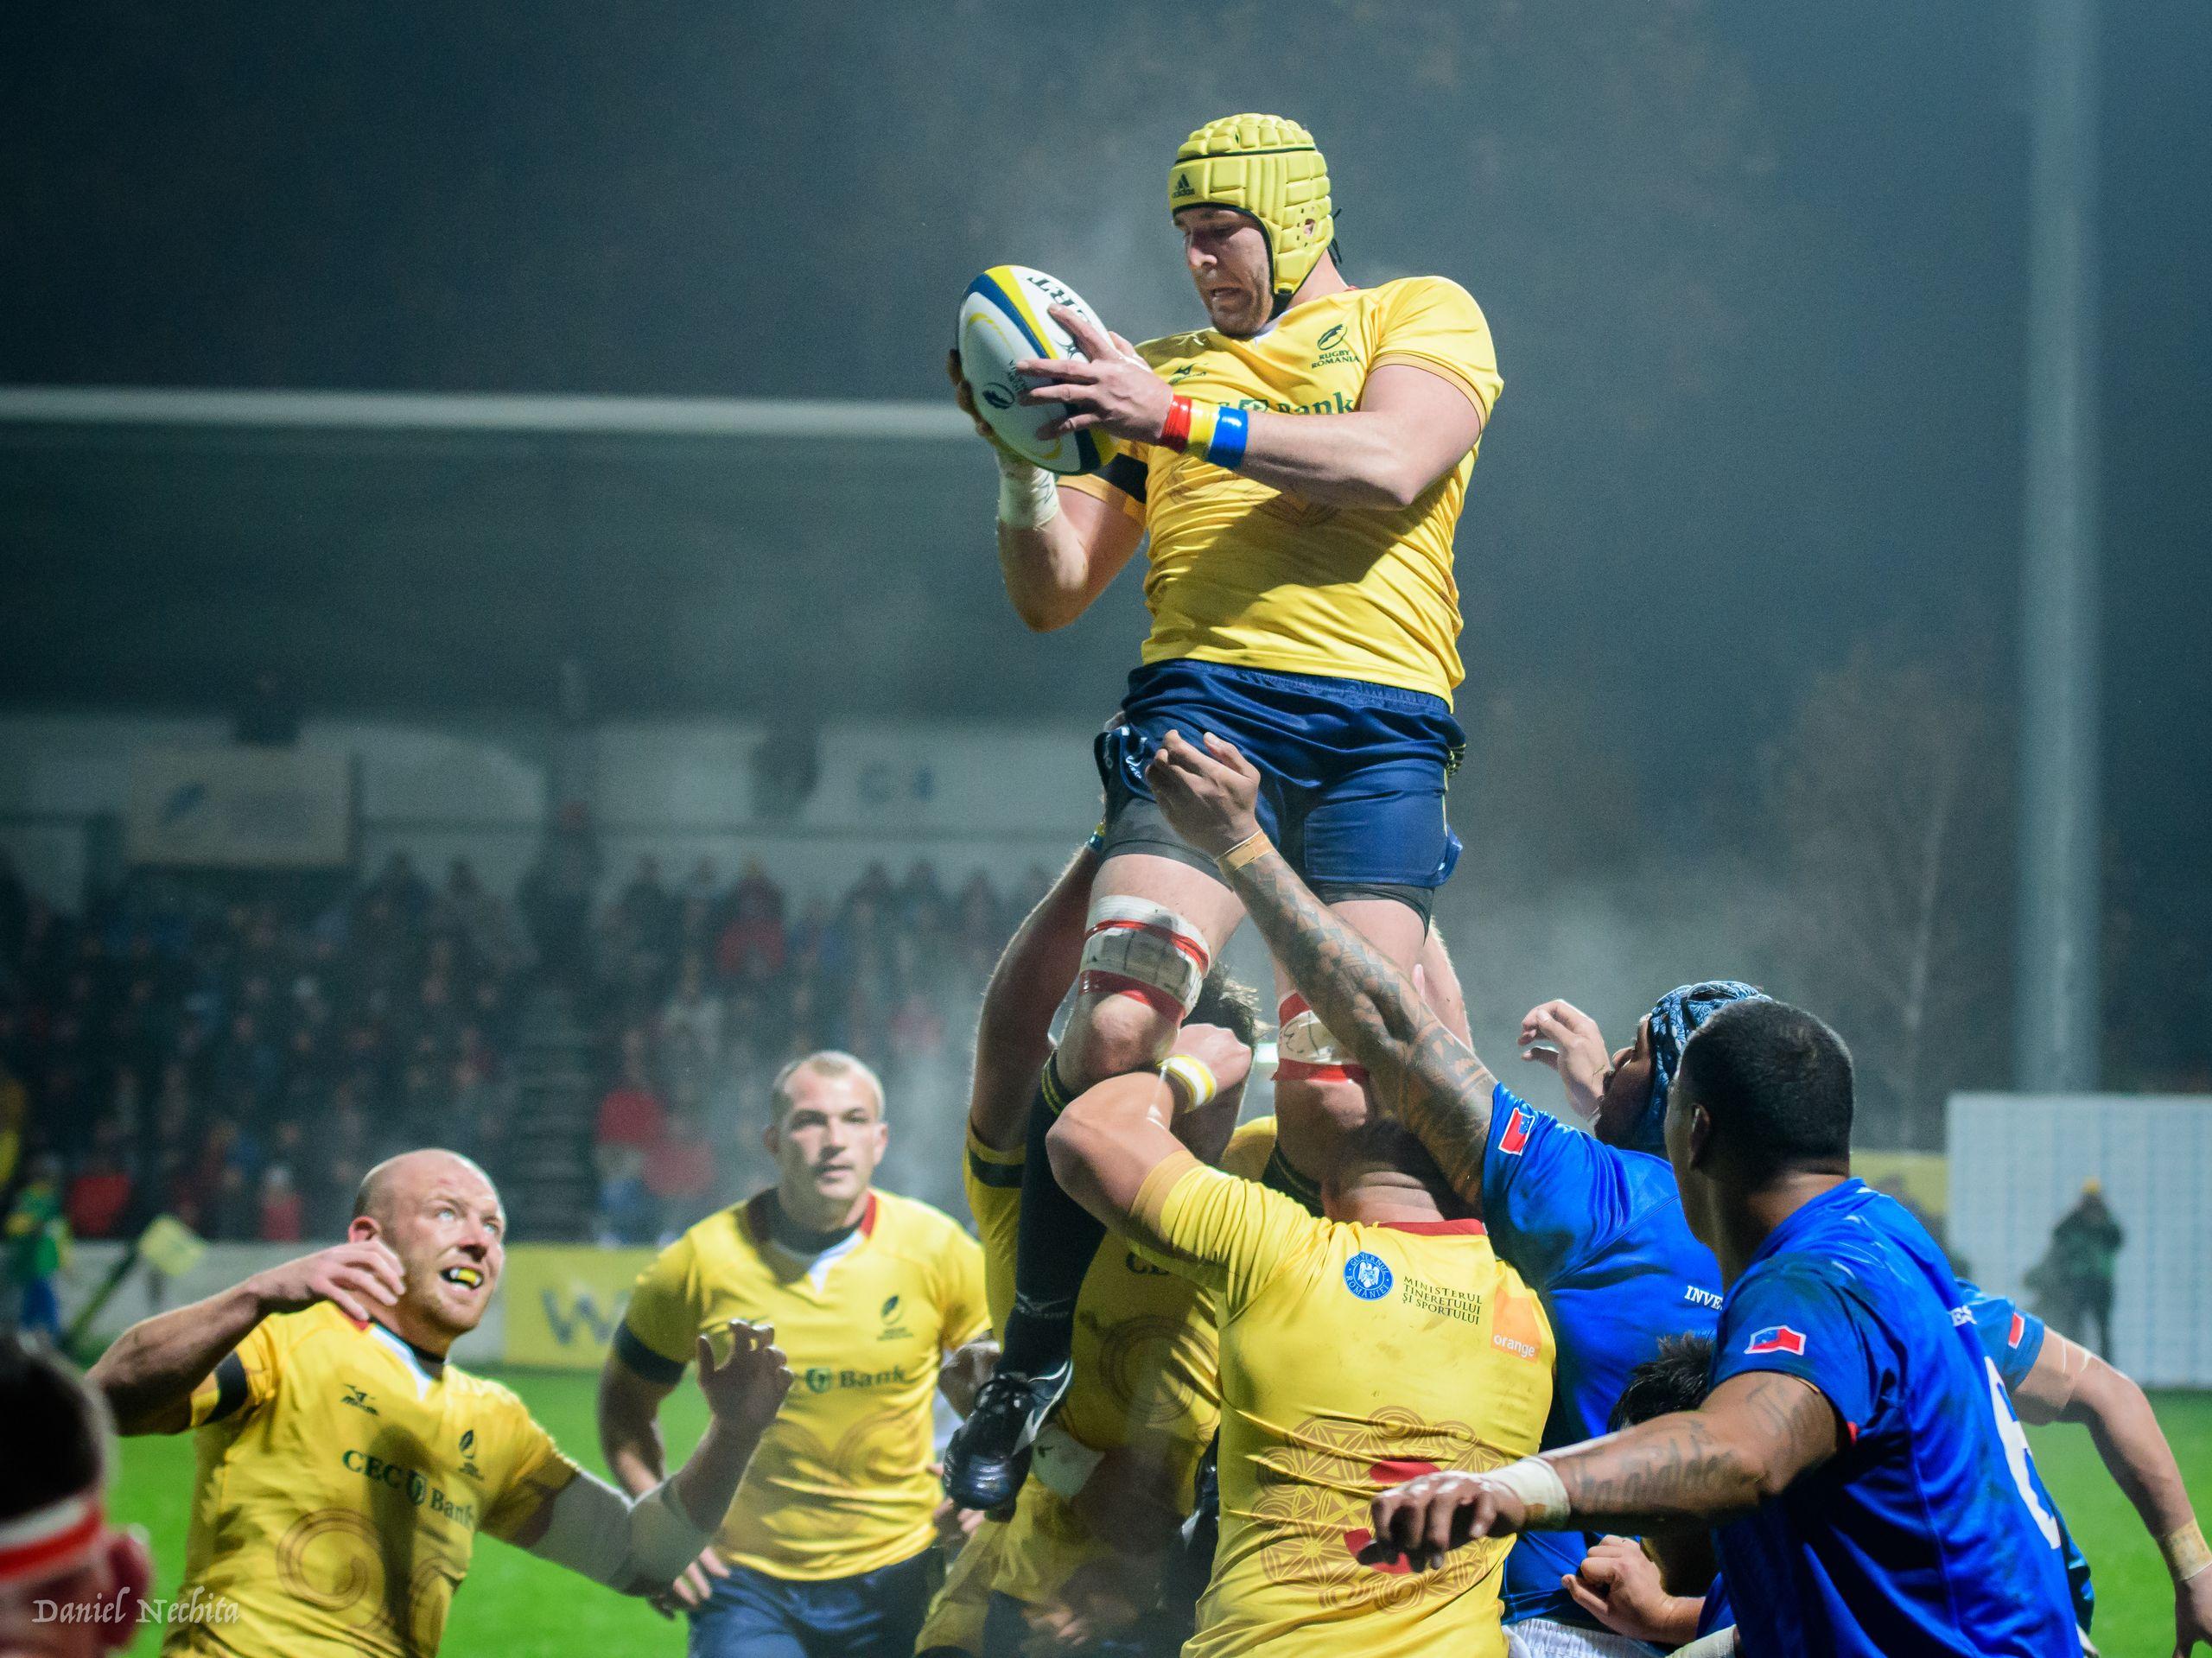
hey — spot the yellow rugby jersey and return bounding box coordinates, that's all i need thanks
[165,1301,578,1658]
[963,1122,1225,1608]
[1134,1162,1554,1658]
[914,1512,1009,1656]
[620,1189,987,1581]
[1061,277,1502,702]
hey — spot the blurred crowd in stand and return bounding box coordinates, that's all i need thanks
[577,850,1047,1242]
[1,849,524,1258]
[0,837,1049,1273]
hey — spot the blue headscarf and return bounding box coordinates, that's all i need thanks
[1633,980,1765,1154]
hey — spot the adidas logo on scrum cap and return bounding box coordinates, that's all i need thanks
[1172,172,1197,199]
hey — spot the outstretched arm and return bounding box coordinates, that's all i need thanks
[1364,1371,1840,1567]
[517,1322,791,1598]
[1145,730,1497,1198]
[90,1240,405,1433]
[2012,1334,2212,1652]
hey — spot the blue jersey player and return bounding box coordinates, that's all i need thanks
[1363,996,2080,1656]
[1561,1288,2212,1655]
[1143,731,1740,1656]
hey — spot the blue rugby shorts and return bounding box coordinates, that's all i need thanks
[1094,658,1465,918]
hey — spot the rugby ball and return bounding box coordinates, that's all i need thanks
[957,265,1118,476]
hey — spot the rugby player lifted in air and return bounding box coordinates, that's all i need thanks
[945,113,1503,1508]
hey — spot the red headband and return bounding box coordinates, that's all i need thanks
[0,1494,105,1588]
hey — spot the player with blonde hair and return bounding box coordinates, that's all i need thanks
[599,1052,989,1658]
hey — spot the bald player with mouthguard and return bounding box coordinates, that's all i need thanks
[89,1150,792,1658]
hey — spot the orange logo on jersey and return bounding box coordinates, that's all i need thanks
[1492,1284,1543,1362]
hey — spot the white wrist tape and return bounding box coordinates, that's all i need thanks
[1029,1423,1105,1502]
[1486,1457,1571,1529]
[996,450,1059,530]
[1160,1054,1218,1113]
[1675,1630,1740,1658]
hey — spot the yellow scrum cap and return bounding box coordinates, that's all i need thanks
[1169,114,1335,314]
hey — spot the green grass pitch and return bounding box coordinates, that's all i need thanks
[108,1373,2212,1655]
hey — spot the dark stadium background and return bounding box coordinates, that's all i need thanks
[0,3,2205,1104]
[6,3,2209,1102]
[6,6,2210,1653]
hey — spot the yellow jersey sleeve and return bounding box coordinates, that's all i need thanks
[1219,1116,1279,1183]
[936,1220,991,1352]
[963,1126,1024,1339]
[1131,1160,1310,1314]
[620,1233,702,1375]
[1368,276,1503,421]
[480,1394,583,1543]
[1058,441,1154,524]
[184,1315,282,1430]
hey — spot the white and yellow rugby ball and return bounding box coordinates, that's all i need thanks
[957,264,1118,475]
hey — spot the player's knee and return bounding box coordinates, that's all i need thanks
[1061,894,1213,1087]
[1063,988,1180,1088]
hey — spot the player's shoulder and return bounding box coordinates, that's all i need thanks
[254,1300,362,1370]
[664,1199,754,1268]
[1368,273,1483,310]
[1727,1246,1880,1329]
[442,1360,533,1420]
[1133,328,1219,370]
[1360,276,1491,340]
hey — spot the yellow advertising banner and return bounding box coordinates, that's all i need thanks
[501,1244,656,1370]
[1853,1150,1949,1220]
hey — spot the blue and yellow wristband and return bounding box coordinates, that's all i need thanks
[1159,394,1250,470]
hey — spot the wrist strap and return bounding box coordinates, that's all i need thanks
[1217,829,1272,873]
[2163,1519,2212,1585]
[1487,1456,1571,1530]
[1160,1054,1218,1113]
[1159,395,1250,471]
[995,450,1059,529]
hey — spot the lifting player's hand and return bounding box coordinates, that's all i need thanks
[1518,1000,1613,1123]
[1167,1022,1255,1109]
[1360,1470,1527,1572]
[1018,307,1173,445]
[242,1239,405,1322]
[1562,1536,1705,1647]
[1146,729,1262,858]
[947,349,1017,456]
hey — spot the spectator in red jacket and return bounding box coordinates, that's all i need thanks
[257,1165,304,1242]
[594,1026,667,1152]
[64,1148,134,1241]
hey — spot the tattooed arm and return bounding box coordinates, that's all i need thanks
[1363,1371,1840,1566]
[1145,729,1497,1198]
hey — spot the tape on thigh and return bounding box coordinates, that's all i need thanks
[1275,993,1369,1085]
[1077,896,1211,1018]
